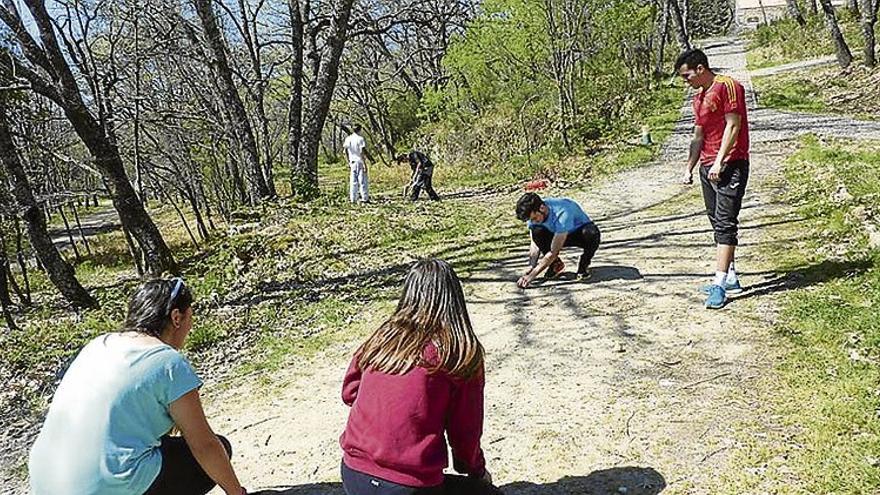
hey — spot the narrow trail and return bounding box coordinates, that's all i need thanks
[202,38,880,495]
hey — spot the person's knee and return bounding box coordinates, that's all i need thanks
[217,435,232,458]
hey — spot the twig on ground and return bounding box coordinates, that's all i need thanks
[625,411,636,438]
[699,445,729,463]
[680,372,732,390]
[228,415,280,434]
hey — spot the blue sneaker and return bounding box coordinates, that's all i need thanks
[705,284,726,309]
[699,280,743,295]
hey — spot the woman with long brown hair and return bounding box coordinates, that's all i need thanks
[339,259,499,495]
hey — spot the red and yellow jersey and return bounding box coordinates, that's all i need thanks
[693,75,750,166]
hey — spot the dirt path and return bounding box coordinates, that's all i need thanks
[197,38,880,495]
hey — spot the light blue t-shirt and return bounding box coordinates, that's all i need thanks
[28,334,202,495]
[527,197,592,234]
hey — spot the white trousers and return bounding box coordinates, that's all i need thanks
[349,160,369,203]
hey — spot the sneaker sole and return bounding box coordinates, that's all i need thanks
[700,286,744,295]
[705,300,726,309]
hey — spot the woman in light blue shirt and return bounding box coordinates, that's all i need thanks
[28,279,247,495]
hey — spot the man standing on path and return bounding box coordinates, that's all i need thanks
[515,193,601,289]
[343,124,371,203]
[676,48,750,309]
[396,150,440,201]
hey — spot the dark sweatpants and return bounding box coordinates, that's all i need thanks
[143,435,232,495]
[341,462,502,495]
[410,170,440,201]
[530,222,601,274]
[699,159,749,246]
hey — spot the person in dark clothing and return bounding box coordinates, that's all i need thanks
[397,150,440,201]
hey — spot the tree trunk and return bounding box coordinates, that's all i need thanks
[860,0,877,67]
[193,0,271,204]
[12,219,31,305]
[787,0,808,25]
[288,0,305,195]
[0,98,96,310]
[680,0,689,38]
[655,0,671,77]
[810,0,818,14]
[57,203,81,262]
[668,0,691,50]
[820,0,854,67]
[0,258,17,330]
[294,0,357,196]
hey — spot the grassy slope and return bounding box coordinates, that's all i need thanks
[722,137,880,493]
[747,14,880,121]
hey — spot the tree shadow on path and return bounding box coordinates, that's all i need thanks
[252,466,666,495]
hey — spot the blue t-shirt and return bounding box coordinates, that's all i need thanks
[29,334,202,495]
[527,197,592,234]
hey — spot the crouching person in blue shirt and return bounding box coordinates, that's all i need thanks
[515,192,601,288]
[28,278,248,495]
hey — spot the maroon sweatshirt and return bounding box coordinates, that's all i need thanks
[339,343,486,487]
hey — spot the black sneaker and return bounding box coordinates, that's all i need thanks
[576,269,591,282]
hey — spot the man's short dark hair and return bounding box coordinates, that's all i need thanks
[395,153,409,162]
[674,48,709,72]
[515,193,544,221]
[353,124,362,133]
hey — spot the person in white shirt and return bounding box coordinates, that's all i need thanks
[343,124,371,203]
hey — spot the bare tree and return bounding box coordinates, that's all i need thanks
[859,0,878,67]
[0,0,177,275]
[668,0,691,50]
[191,0,273,204]
[0,96,96,310]
[819,0,854,68]
[289,0,357,195]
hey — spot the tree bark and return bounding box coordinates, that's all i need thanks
[668,0,691,50]
[193,0,272,204]
[810,0,818,14]
[787,0,808,25]
[860,0,877,67]
[655,0,671,77]
[819,0,854,67]
[294,0,357,196]
[287,0,305,194]
[0,97,96,309]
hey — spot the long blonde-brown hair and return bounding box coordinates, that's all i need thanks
[357,259,484,379]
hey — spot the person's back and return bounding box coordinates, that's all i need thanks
[29,334,200,494]
[532,197,592,234]
[344,132,367,163]
[338,259,496,494]
[340,343,483,487]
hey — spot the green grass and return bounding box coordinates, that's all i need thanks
[746,14,869,70]
[753,65,880,120]
[720,136,880,493]
[753,73,828,113]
